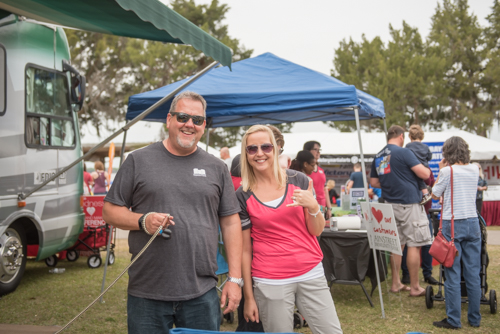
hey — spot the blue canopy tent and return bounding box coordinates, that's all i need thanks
[127,53,384,127]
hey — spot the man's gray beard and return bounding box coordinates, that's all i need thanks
[176,136,197,149]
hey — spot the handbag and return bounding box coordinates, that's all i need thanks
[429,166,458,268]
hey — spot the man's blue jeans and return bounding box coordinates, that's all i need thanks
[127,287,220,334]
[401,214,433,278]
[442,217,481,328]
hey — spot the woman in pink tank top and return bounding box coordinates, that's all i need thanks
[236,125,342,334]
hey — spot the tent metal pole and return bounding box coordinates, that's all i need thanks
[118,124,128,167]
[383,118,388,139]
[18,61,220,201]
[354,107,385,319]
[100,122,129,302]
[100,225,114,303]
[206,127,210,151]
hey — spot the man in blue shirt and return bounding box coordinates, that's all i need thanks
[346,163,364,194]
[370,125,431,297]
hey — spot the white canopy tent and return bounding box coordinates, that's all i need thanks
[228,129,500,161]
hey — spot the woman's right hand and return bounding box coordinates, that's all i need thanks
[243,297,260,323]
[438,158,448,170]
[286,180,317,212]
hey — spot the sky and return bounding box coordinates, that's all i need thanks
[202,0,493,75]
[82,0,497,144]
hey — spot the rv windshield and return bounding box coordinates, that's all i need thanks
[26,66,75,148]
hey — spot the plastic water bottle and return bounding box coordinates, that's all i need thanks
[49,268,65,274]
[330,217,338,231]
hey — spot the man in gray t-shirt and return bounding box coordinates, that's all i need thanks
[103,91,243,334]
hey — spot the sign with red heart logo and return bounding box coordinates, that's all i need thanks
[82,196,106,227]
[360,202,402,256]
[371,207,384,223]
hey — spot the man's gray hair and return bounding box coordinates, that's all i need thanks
[169,91,207,116]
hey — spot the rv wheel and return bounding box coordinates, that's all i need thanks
[0,224,27,296]
[45,255,58,267]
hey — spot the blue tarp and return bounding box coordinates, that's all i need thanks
[171,329,295,334]
[127,53,385,127]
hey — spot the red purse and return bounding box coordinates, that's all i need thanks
[429,166,458,268]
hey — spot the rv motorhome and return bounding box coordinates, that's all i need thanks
[0,13,86,295]
[0,0,232,297]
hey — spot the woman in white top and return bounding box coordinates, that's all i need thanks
[431,136,481,330]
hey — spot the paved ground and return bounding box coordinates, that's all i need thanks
[488,230,500,245]
[115,227,129,239]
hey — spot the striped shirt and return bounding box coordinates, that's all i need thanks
[432,164,478,220]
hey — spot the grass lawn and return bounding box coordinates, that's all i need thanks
[0,237,498,333]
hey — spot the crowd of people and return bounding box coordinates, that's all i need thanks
[98,91,486,333]
[371,125,483,329]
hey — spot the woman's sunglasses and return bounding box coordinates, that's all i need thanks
[246,143,274,155]
[170,112,205,126]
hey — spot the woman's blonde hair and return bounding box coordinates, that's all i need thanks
[327,179,336,190]
[240,125,287,192]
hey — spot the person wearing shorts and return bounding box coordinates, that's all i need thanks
[370,125,432,297]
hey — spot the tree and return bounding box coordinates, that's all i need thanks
[330,22,442,131]
[330,35,386,131]
[330,0,494,136]
[427,0,490,136]
[66,0,252,138]
[483,0,500,123]
[382,22,445,129]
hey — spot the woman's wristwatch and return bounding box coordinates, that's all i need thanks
[227,276,244,287]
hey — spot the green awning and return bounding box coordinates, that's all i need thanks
[0,0,232,68]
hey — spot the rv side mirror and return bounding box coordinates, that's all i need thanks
[62,60,86,112]
[70,75,86,111]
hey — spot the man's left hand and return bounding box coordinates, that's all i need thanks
[220,281,241,314]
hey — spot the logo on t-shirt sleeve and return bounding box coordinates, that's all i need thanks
[193,168,206,177]
[375,155,391,175]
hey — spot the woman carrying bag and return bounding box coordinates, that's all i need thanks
[431,137,481,330]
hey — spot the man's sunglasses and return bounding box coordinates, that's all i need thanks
[170,112,205,126]
[246,143,274,155]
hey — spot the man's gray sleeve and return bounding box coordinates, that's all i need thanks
[104,155,135,208]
